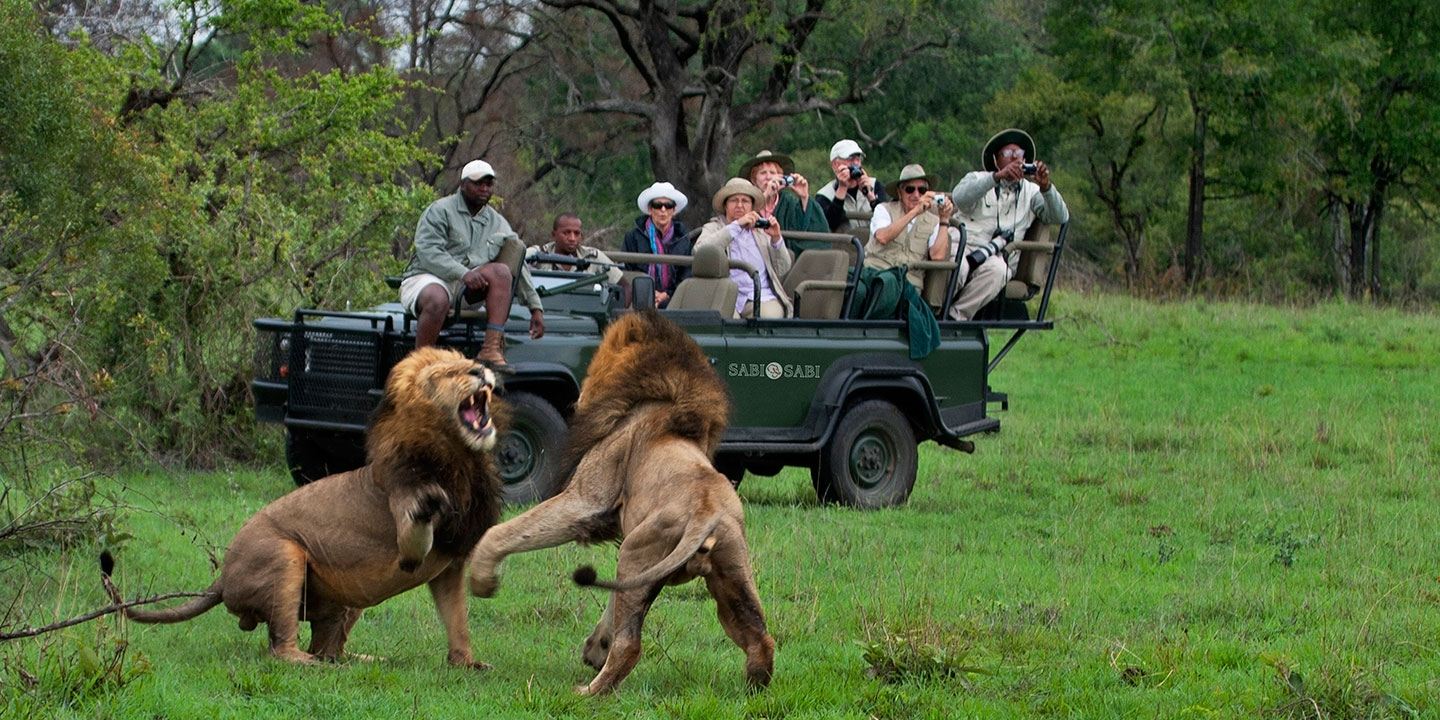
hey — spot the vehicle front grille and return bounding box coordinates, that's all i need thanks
[288,329,381,419]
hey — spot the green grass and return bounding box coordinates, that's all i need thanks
[4,292,1439,718]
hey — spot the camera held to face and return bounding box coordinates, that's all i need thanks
[846,164,863,180]
[754,217,773,229]
[1022,162,1038,175]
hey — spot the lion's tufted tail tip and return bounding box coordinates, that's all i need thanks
[99,550,115,578]
[572,566,598,587]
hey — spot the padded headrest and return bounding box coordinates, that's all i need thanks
[692,243,730,279]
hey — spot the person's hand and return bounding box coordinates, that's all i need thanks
[461,266,488,292]
[736,211,761,229]
[790,173,810,201]
[528,308,545,339]
[1034,161,1052,192]
[993,161,1025,184]
[934,192,954,222]
[655,290,670,305]
[917,192,936,213]
[763,217,783,243]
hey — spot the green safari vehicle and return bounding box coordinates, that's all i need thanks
[250,224,1066,509]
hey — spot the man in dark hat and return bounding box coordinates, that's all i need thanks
[945,129,1069,321]
[739,150,830,255]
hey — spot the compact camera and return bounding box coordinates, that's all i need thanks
[1022,162,1038,175]
[846,164,863,179]
[934,194,947,207]
[781,174,796,187]
[754,218,773,229]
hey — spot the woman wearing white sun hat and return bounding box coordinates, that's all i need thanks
[622,182,693,308]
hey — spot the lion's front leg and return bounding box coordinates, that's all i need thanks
[466,490,613,597]
[391,485,448,573]
[428,562,490,670]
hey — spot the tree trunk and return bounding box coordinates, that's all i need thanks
[1328,199,1348,290]
[1183,104,1207,285]
[1365,191,1386,298]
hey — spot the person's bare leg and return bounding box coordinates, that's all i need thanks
[414,284,452,348]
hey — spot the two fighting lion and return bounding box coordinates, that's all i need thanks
[101,312,772,694]
[468,310,775,695]
[101,348,505,667]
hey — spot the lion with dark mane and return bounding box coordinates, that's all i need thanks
[467,310,774,695]
[102,348,506,668]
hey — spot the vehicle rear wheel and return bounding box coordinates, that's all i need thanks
[818,399,918,509]
[285,429,365,486]
[495,392,568,505]
[714,457,746,489]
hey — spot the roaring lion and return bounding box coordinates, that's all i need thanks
[466,310,774,695]
[101,347,506,668]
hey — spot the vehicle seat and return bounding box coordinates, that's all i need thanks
[782,249,848,319]
[920,226,960,313]
[667,244,738,316]
[1004,223,1055,301]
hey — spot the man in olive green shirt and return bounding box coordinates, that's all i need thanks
[399,160,544,367]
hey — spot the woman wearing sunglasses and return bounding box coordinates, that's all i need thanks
[864,163,953,291]
[623,182,693,308]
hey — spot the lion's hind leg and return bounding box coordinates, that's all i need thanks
[704,533,774,690]
[307,605,363,661]
[577,584,658,696]
[259,540,317,664]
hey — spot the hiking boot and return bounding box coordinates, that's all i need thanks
[476,327,510,371]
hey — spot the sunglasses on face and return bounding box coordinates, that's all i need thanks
[1001,148,1026,159]
[902,185,930,195]
[649,201,677,210]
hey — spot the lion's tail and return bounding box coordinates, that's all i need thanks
[100,551,223,624]
[572,512,726,592]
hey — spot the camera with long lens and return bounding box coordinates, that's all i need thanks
[966,227,1014,269]
[754,218,773,229]
[1021,162,1038,175]
[781,174,796,187]
[846,164,863,179]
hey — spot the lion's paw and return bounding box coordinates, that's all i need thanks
[469,574,499,598]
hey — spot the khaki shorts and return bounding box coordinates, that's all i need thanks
[399,273,486,316]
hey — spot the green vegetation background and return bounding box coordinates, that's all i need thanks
[4,293,1436,718]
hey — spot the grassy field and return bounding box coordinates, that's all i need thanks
[3,292,1438,719]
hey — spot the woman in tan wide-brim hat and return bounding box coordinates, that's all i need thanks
[695,178,794,319]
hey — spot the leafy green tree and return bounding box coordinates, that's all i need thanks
[1310,0,1440,298]
[519,0,961,226]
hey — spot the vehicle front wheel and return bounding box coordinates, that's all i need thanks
[285,429,365,487]
[817,399,918,509]
[494,392,568,505]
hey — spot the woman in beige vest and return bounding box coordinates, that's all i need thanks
[864,163,952,290]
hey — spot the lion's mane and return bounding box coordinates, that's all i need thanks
[561,310,731,487]
[366,347,510,556]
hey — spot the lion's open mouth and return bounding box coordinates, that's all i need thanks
[458,386,494,439]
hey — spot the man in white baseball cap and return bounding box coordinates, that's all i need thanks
[398,159,545,367]
[815,139,888,233]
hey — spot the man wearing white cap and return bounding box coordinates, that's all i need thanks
[399,159,544,367]
[815,139,888,233]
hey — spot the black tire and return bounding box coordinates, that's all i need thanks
[818,399,918,509]
[285,429,365,486]
[714,457,746,489]
[495,392,568,505]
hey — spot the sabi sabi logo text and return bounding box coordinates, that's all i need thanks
[727,362,822,380]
